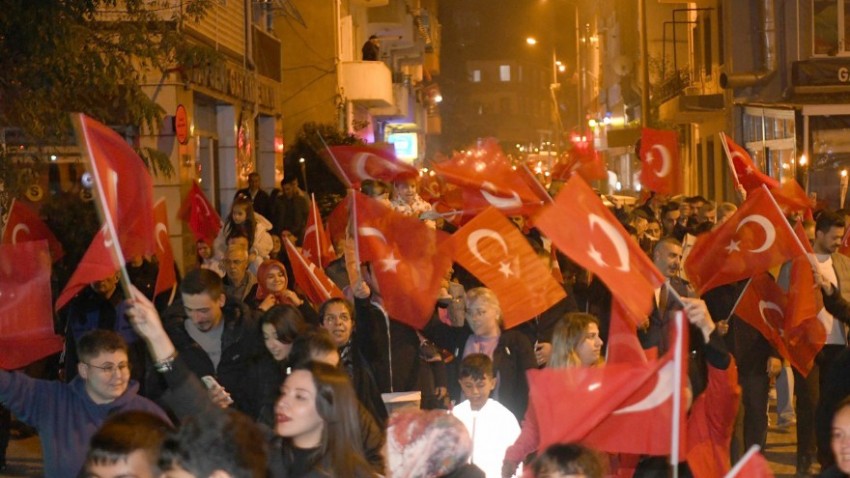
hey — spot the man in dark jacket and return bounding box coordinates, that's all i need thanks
[159,268,263,416]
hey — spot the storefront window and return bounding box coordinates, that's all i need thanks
[813,0,850,55]
[742,107,796,182]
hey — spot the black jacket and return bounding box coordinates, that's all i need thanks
[159,297,263,416]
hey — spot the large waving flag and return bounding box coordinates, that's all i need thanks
[734,274,791,359]
[535,175,664,320]
[450,207,565,329]
[284,239,344,306]
[178,181,222,245]
[302,194,336,268]
[0,240,64,369]
[431,139,544,216]
[73,113,156,260]
[353,192,454,329]
[686,362,740,478]
[719,133,779,192]
[152,198,177,296]
[531,313,688,456]
[325,144,418,188]
[684,187,806,295]
[607,299,650,364]
[1,198,64,262]
[639,128,681,195]
[55,226,120,311]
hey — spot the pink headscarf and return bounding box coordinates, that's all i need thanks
[255,259,297,305]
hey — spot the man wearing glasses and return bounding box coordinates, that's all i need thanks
[0,329,168,478]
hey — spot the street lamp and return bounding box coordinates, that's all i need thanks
[526,36,564,169]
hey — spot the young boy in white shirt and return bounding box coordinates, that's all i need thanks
[451,353,521,478]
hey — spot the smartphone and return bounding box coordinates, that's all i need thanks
[201,375,234,405]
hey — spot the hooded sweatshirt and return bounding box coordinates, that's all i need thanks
[0,370,169,478]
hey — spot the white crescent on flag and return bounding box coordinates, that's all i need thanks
[587,214,630,272]
[758,300,784,335]
[612,361,674,414]
[155,223,168,251]
[736,215,776,253]
[648,144,672,178]
[10,224,30,244]
[467,228,510,265]
[479,181,523,209]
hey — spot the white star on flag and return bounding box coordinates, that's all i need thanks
[588,245,606,267]
[381,251,400,272]
[498,261,514,278]
[725,239,741,253]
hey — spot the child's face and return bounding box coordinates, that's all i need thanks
[459,374,496,411]
[232,206,248,224]
[394,179,417,204]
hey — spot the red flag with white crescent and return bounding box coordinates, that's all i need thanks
[284,239,344,306]
[302,195,336,268]
[719,133,779,192]
[325,144,418,188]
[1,198,64,262]
[534,175,664,320]
[178,181,222,245]
[639,128,681,195]
[450,207,566,329]
[153,198,177,296]
[55,226,120,311]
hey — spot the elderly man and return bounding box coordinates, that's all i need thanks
[222,244,257,302]
[0,330,168,478]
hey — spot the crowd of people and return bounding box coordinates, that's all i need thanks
[4,168,850,478]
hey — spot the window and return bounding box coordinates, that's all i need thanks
[813,0,850,55]
[499,65,511,82]
[471,69,481,82]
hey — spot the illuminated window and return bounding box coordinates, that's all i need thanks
[499,65,511,82]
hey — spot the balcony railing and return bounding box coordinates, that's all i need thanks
[339,61,394,108]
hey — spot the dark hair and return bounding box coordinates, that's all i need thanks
[532,443,606,478]
[360,179,388,198]
[459,353,494,381]
[159,409,267,478]
[181,268,224,299]
[78,329,128,362]
[288,361,372,477]
[652,236,682,258]
[226,196,257,248]
[85,411,172,471]
[816,209,846,234]
[282,176,299,186]
[226,226,253,250]
[318,298,354,326]
[260,305,307,345]
[289,328,338,366]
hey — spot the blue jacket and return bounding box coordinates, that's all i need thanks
[0,370,169,478]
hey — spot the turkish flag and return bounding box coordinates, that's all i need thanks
[353,192,454,329]
[784,255,826,376]
[607,299,649,364]
[725,445,775,478]
[531,313,688,456]
[284,239,344,306]
[734,273,792,359]
[686,362,740,478]
[552,135,608,183]
[326,144,418,188]
[720,133,779,192]
[683,187,805,295]
[153,198,177,296]
[639,128,681,195]
[325,199,350,251]
[450,207,566,329]
[771,179,812,213]
[432,139,544,216]
[178,181,222,245]
[73,114,155,259]
[1,199,64,262]
[535,175,664,319]
[0,240,64,369]
[302,196,336,268]
[794,220,815,254]
[55,226,119,311]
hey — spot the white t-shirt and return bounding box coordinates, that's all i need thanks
[814,253,847,345]
[452,399,521,478]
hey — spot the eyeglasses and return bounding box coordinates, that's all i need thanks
[85,361,131,375]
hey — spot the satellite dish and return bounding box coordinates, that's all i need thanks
[612,55,633,77]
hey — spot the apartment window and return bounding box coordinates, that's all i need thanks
[812,0,850,55]
[499,65,511,82]
[471,69,481,82]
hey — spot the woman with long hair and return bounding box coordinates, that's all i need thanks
[502,313,604,477]
[271,361,376,477]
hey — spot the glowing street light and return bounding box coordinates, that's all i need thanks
[526,36,538,45]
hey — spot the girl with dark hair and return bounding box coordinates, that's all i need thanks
[252,305,308,428]
[272,361,376,477]
[214,195,273,266]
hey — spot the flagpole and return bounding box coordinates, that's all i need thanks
[670,311,684,476]
[0,198,15,240]
[761,184,813,260]
[316,132,353,188]
[723,444,761,478]
[718,132,742,190]
[519,163,555,204]
[71,113,134,300]
[725,277,753,322]
[286,238,333,302]
[311,193,321,264]
[349,190,361,282]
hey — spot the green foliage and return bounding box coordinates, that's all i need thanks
[0,0,216,177]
